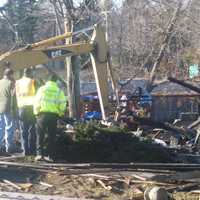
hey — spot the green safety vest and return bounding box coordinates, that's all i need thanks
[34,81,67,116]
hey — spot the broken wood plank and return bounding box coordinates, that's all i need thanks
[41,162,200,171]
[80,174,110,180]
[19,183,33,191]
[131,180,175,186]
[132,174,147,181]
[188,117,200,129]
[39,181,54,188]
[189,190,200,193]
[96,180,112,191]
[3,180,22,190]
[0,161,59,171]
[1,161,200,172]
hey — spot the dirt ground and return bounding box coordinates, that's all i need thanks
[1,163,200,200]
[0,166,146,200]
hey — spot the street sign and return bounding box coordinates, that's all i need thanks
[189,64,199,78]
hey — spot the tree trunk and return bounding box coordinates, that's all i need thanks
[148,2,182,89]
[65,19,81,119]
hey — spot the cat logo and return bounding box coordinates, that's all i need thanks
[43,49,72,59]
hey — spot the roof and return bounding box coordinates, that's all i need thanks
[80,79,200,97]
[80,82,114,95]
[120,79,148,90]
[80,82,97,95]
[119,79,149,96]
[151,81,200,96]
[80,79,149,96]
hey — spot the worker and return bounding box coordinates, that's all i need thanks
[33,74,67,162]
[0,68,18,153]
[16,68,36,155]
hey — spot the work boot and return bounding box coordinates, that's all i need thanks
[34,155,44,162]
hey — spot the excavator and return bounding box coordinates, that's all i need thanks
[0,24,115,121]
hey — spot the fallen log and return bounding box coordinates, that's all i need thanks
[168,77,200,94]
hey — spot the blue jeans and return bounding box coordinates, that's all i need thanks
[0,114,15,152]
[19,107,36,155]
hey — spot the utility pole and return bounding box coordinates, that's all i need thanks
[13,24,19,44]
[64,19,74,118]
[100,0,120,106]
[72,56,81,119]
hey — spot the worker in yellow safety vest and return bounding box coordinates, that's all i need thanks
[33,74,67,162]
[16,68,36,155]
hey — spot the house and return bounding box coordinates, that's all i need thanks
[80,79,200,122]
[151,81,200,122]
[118,79,200,122]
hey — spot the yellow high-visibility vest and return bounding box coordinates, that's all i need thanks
[33,81,67,116]
[16,77,36,107]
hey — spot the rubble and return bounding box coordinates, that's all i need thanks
[1,160,200,199]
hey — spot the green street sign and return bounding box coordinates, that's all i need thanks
[189,64,199,78]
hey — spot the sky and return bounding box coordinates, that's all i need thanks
[0,0,7,7]
[0,0,123,7]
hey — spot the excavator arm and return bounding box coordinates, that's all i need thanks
[0,24,110,120]
[0,43,94,70]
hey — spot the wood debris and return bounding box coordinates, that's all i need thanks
[3,179,22,190]
[39,181,54,188]
[96,180,112,191]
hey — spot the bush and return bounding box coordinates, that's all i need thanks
[53,122,173,163]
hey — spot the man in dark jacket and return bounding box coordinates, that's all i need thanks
[0,68,18,153]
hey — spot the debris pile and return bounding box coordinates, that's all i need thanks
[1,160,200,199]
